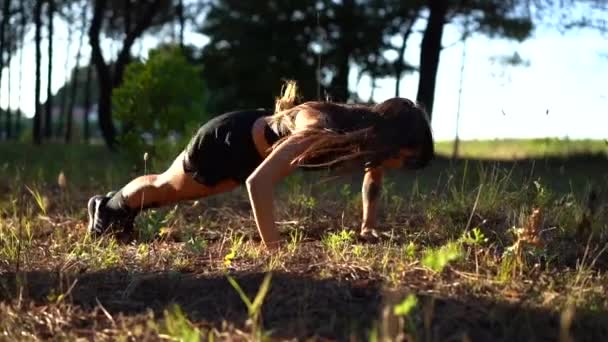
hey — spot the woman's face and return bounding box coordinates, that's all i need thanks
[381,148,419,169]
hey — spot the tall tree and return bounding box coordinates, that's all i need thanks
[5,23,12,140]
[416,0,448,117]
[0,0,11,140]
[177,0,184,47]
[82,63,92,142]
[66,0,89,143]
[16,0,25,139]
[0,0,10,89]
[393,17,417,97]
[47,63,99,144]
[321,0,398,102]
[200,0,411,110]
[33,0,42,144]
[56,15,72,137]
[200,0,319,112]
[415,0,533,120]
[88,0,175,149]
[45,0,55,138]
[366,0,422,98]
[328,0,354,102]
[201,1,361,110]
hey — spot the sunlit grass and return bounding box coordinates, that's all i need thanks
[0,141,607,340]
[435,138,607,159]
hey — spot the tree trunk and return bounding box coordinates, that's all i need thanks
[368,75,376,103]
[0,0,10,140]
[16,0,25,139]
[395,17,416,97]
[416,0,448,120]
[65,74,77,142]
[124,0,131,33]
[66,2,89,143]
[89,0,162,149]
[33,0,43,144]
[113,5,158,88]
[0,0,10,90]
[177,0,185,48]
[6,29,12,140]
[333,54,349,102]
[83,63,92,143]
[332,0,355,102]
[57,20,73,138]
[89,0,116,149]
[45,0,54,139]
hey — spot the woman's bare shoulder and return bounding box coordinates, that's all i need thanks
[293,102,328,130]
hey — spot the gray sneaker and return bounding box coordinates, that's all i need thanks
[87,194,136,235]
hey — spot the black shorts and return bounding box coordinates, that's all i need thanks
[182,109,278,186]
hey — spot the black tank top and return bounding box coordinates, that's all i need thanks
[183,109,287,185]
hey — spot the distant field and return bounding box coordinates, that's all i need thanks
[435,138,608,159]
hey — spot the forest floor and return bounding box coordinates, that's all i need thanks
[0,140,607,341]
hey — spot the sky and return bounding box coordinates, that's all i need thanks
[0,12,607,142]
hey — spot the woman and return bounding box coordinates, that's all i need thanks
[87,82,434,248]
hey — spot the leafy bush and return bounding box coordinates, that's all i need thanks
[113,46,208,166]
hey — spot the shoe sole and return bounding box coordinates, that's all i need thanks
[87,195,105,235]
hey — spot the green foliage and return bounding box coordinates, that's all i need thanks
[287,229,304,254]
[284,173,317,213]
[477,14,533,41]
[391,294,419,341]
[0,217,33,269]
[227,273,273,340]
[459,227,488,246]
[25,186,47,215]
[322,229,356,257]
[223,232,245,268]
[67,236,121,270]
[340,184,353,203]
[162,304,201,342]
[201,0,414,109]
[532,179,551,207]
[498,252,518,283]
[421,241,463,273]
[113,46,207,165]
[393,294,418,316]
[138,207,178,242]
[184,236,207,254]
[401,241,417,260]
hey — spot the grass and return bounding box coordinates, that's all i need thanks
[0,140,607,340]
[435,138,608,159]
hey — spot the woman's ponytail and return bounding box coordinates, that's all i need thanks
[274,80,299,113]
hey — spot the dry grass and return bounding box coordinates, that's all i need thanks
[1,142,607,341]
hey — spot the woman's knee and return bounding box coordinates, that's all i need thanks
[151,174,178,196]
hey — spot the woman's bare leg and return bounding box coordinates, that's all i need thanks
[119,152,239,210]
[88,152,239,235]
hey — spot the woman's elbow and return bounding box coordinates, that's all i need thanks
[246,174,268,193]
[245,176,256,192]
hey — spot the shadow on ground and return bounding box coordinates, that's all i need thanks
[2,270,607,341]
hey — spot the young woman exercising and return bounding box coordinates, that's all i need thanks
[87,83,434,248]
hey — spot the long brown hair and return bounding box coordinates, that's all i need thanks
[270,82,434,170]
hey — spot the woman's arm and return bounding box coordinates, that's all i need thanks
[246,134,317,249]
[361,167,384,236]
[247,108,323,248]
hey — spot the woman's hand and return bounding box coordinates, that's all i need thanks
[360,167,383,240]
